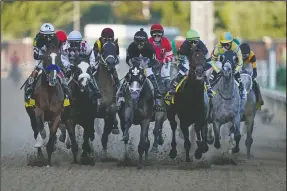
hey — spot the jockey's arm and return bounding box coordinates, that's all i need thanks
[61,54,70,69]
[211,46,221,73]
[250,51,257,78]
[198,40,212,71]
[163,39,173,63]
[93,41,100,58]
[125,43,133,66]
[234,45,243,73]
[88,49,97,70]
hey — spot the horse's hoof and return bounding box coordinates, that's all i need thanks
[214,141,221,149]
[112,128,120,135]
[169,150,177,159]
[186,157,191,162]
[137,163,143,169]
[207,136,214,145]
[158,136,164,146]
[150,146,159,153]
[232,147,240,153]
[202,144,209,153]
[194,149,202,160]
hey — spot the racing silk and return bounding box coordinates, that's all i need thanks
[243,50,257,78]
[211,41,243,73]
[126,42,156,66]
[61,40,96,69]
[93,37,120,56]
[178,40,212,70]
[33,32,59,61]
[148,36,173,64]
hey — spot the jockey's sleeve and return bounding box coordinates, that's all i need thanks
[250,51,257,78]
[164,39,173,63]
[93,41,99,56]
[89,50,96,68]
[234,44,243,73]
[33,47,42,60]
[211,46,220,73]
[61,54,70,68]
[126,46,131,65]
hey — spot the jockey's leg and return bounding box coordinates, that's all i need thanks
[234,72,247,100]
[116,78,127,108]
[164,62,187,101]
[57,71,71,99]
[253,79,264,110]
[146,68,162,99]
[25,68,40,102]
[110,67,120,89]
[203,72,214,98]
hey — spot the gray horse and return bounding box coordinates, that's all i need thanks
[151,62,178,152]
[240,66,257,158]
[209,50,242,154]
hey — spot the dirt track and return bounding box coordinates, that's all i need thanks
[1,66,286,191]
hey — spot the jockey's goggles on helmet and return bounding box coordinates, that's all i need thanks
[221,42,232,50]
[152,32,163,37]
[187,39,199,45]
[135,36,146,46]
[69,40,81,49]
[102,37,114,42]
[42,34,54,41]
[242,53,249,60]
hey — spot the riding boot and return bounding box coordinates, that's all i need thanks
[58,71,71,99]
[89,78,101,104]
[253,80,264,110]
[24,69,39,102]
[111,68,120,90]
[147,74,162,99]
[203,72,214,98]
[164,72,184,101]
[235,72,247,100]
[116,79,127,108]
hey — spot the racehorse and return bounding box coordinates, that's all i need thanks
[24,46,78,166]
[94,41,119,151]
[118,57,155,169]
[151,62,178,153]
[240,67,257,158]
[65,59,98,164]
[208,50,242,154]
[166,50,210,162]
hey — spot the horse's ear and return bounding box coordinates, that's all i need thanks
[114,38,118,43]
[219,55,225,63]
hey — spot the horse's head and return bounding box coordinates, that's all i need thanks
[100,41,118,71]
[190,50,206,81]
[220,50,237,78]
[127,57,146,102]
[74,61,91,92]
[43,50,61,87]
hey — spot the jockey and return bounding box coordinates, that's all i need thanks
[210,32,247,100]
[117,28,162,106]
[165,29,214,101]
[61,30,101,103]
[24,23,70,102]
[93,27,121,89]
[240,43,264,109]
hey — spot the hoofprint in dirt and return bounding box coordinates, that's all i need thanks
[2,67,286,191]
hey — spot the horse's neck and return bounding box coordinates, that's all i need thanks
[186,75,204,97]
[219,75,234,95]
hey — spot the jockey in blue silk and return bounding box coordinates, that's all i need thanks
[210,32,247,100]
[24,23,70,102]
[164,29,214,102]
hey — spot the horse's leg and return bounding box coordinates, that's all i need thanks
[25,107,38,141]
[102,116,113,151]
[58,123,67,143]
[34,108,45,148]
[180,122,191,162]
[167,108,177,159]
[111,109,120,135]
[81,120,92,157]
[232,115,242,154]
[213,121,221,149]
[64,119,78,164]
[151,111,165,152]
[46,115,61,167]
[137,119,150,169]
[122,107,133,144]
[194,122,209,159]
[245,118,254,159]
[200,123,209,153]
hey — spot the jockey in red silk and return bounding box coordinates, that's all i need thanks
[148,24,173,65]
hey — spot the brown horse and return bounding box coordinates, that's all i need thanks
[24,46,78,166]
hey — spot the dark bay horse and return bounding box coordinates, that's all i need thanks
[94,41,119,151]
[118,57,155,169]
[24,47,78,166]
[166,50,210,162]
